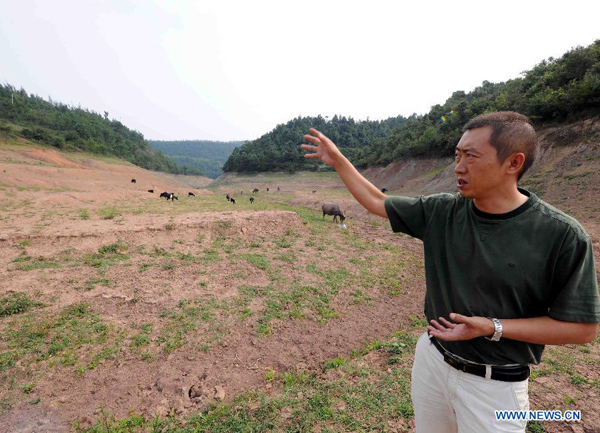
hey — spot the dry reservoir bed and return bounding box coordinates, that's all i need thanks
[1,207,432,431]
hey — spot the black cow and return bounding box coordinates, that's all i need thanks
[230,198,236,204]
[381,188,388,193]
[322,203,346,223]
[188,192,195,197]
[160,192,170,199]
[249,197,254,204]
[131,179,136,184]
[148,189,154,193]
[226,194,231,201]
[252,188,259,193]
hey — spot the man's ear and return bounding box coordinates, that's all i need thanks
[506,152,526,175]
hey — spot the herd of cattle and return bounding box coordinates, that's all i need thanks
[130,177,389,223]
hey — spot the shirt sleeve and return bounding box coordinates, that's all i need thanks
[548,232,600,323]
[384,194,453,240]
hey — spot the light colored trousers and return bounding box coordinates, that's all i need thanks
[411,332,529,433]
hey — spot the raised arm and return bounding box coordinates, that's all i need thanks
[301,128,388,218]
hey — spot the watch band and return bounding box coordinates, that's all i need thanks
[485,317,503,342]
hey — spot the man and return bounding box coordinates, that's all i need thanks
[300,111,599,432]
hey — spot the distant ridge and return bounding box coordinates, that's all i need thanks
[148,140,243,179]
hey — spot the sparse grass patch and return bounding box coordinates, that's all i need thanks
[350,289,372,305]
[83,278,112,291]
[20,382,35,394]
[156,297,226,354]
[1,302,117,375]
[0,292,44,317]
[79,208,90,220]
[240,253,270,270]
[17,238,31,247]
[83,242,130,268]
[165,218,176,230]
[97,206,121,220]
[13,255,61,271]
[274,251,296,263]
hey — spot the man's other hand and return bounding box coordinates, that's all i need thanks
[300,128,344,168]
[427,313,495,341]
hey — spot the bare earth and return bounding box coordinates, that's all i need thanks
[0,119,599,433]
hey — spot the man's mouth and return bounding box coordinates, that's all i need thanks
[457,179,468,189]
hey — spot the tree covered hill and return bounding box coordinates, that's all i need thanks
[222,115,408,173]
[148,140,243,179]
[0,84,193,175]
[224,40,600,172]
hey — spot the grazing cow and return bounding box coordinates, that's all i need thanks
[252,188,259,193]
[266,187,269,192]
[131,178,136,184]
[381,188,388,193]
[160,192,170,199]
[226,194,230,201]
[148,189,154,193]
[322,203,346,223]
[249,197,254,204]
[230,198,236,204]
[188,192,195,197]
[277,186,280,192]
[170,193,178,201]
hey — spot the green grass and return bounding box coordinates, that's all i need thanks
[96,206,121,220]
[12,255,61,271]
[155,297,226,354]
[0,292,44,317]
[83,278,112,291]
[0,302,118,376]
[83,242,130,268]
[79,208,90,220]
[239,253,270,270]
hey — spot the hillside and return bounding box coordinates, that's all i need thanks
[0,84,186,175]
[148,140,243,179]
[223,114,407,173]
[223,40,600,173]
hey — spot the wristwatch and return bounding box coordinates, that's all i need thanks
[485,317,503,342]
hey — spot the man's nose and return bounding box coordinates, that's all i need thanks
[455,160,466,174]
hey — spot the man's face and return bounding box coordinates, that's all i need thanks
[454,126,506,200]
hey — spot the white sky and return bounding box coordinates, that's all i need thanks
[1,0,599,141]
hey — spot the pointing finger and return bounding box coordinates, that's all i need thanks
[300,144,318,152]
[303,134,321,145]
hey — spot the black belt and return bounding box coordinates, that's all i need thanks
[429,336,530,382]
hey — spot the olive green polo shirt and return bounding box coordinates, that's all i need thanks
[385,189,600,365]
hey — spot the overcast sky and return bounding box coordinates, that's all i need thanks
[1,1,599,141]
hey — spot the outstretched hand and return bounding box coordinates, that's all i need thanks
[427,313,494,341]
[300,128,344,168]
